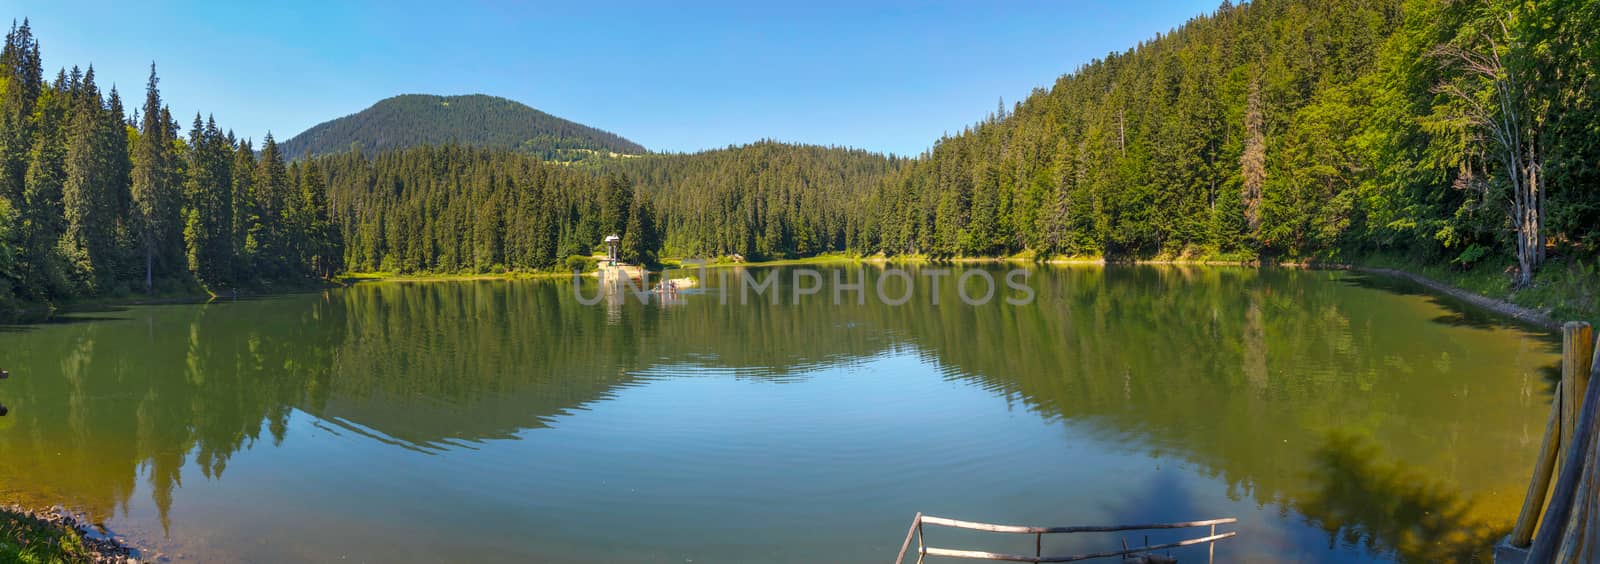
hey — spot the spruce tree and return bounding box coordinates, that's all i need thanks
[621,192,659,267]
[130,63,178,293]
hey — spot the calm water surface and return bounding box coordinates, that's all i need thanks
[0,265,1559,562]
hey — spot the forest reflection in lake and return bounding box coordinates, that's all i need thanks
[0,265,1558,562]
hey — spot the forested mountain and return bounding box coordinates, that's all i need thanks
[278,94,645,161]
[4,0,1600,308]
[862,0,1599,287]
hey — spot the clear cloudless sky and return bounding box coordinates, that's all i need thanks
[8,0,1220,156]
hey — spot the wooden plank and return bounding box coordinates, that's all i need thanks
[918,515,1236,534]
[922,531,1236,563]
[1510,386,1563,546]
[922,547,1042,562]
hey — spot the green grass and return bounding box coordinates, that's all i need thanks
[666,252,872,269]
[0,509,95,564]
[248,249,1600,328]
[1355,252,1600,326]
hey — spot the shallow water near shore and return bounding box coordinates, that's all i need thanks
[0,264,1559,562]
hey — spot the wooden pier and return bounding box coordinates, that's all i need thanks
[893,513,1235,563]
[1499,321,1600,562]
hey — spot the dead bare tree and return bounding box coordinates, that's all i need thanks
[1432,16,1544,287]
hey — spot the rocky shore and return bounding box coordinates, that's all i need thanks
[0,505,140,563]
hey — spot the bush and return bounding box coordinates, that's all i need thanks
[564,255,595,272]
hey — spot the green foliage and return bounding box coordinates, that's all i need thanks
[6,0,1600,307]
[620,194,659,267]
[278,94,644,160]
[318,145,639,274]
[591,141,900,260]
[0,509,97,564]
[564,254,594,273]
[0,32,335,306]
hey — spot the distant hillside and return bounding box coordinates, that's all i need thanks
[278,94,645,160]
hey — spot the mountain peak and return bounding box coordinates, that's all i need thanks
[279,94,645,159]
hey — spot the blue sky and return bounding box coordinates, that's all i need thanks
[9,0,1219,156]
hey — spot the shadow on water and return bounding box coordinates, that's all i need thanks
[1297,431,1504,562]
[0,291,323,332]
[0,305,134,332]
[1340,272,1559,336]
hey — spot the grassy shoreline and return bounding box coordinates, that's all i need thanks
[7,253,1591,328]
[340,251,1594,326]
[0,506,133,563]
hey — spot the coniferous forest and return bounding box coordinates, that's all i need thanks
[2,0,1599,309]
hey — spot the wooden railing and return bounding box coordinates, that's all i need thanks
[1504,321,1600,562]
[894,512,1236,563]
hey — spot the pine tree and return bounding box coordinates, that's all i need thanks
[252,133,289,276]
[0,19,42,204]
[60,65,112,291]
[129,63,180,293]
[621,192,659,267]
[19,80,68,299]
[298,159,337,277]
[183,114,235,287]
[230,138,256,280]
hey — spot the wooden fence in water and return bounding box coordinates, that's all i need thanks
[893,513,1236,563]
[1501,321,1600,563]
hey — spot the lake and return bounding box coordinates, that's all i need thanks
[0,264,1559,562]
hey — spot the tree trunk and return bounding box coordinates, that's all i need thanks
[145,243,153,295]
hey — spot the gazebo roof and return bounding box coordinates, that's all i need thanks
[603,235,621,243]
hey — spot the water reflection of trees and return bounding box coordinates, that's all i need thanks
[1301,431,1503,561]
[0,265,1557,559]
[870,265,1554,562]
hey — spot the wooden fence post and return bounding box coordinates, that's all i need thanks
[1559,323,1595,466]
[1527,330,1600,562]
[1509,386,1562,546]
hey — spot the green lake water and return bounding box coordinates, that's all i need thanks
[0,265,1560,562]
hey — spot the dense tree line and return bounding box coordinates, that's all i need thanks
[595,141,903,260]
[0,21,337,307]
[305,140,886,276]
[278,94,645,162]
[861,0,1600,287]
[6,0,1600,307]
[315,145,660,273]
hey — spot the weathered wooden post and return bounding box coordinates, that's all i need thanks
[1559,323,1595,466]
[1524,325,1600,562]
[1508,386,1561,546]
[1501,323,1596,561]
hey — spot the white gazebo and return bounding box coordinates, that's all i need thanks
[603,234,621,265]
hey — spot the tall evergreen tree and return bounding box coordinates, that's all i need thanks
[60,65,112,290]
[129,63,180,293]
[183,113,234,287]
[230,138,256,280]
[18,75,68,299]
[252,133,290,277]
[621,192,660,267]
